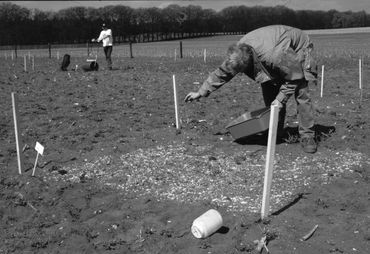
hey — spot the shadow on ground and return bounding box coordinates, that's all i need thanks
[232,124,336,146]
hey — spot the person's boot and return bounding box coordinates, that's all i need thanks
[300,137,317,153]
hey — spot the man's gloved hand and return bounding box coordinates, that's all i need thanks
[271,99,283,109]
[184,92,202,102]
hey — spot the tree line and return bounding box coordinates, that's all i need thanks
[0,2,369,46]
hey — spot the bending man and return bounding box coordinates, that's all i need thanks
[185,25,318,153]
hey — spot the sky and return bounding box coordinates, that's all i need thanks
[8,0,370,13]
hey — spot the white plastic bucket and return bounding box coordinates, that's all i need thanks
[191,209,223,238]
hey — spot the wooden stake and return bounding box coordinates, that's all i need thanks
[129,42,133,58]
[320,65,324,98]
[57,51,60,60]
[261,105,279,220]
[12,92,23,174]
[23,55,27,72]
[359,58,363,105]
[180,41,183,58]
[204,49,207,63]
[172,74,180,129]
[359,58,362,89]
[32,55,35,71]
[32,153,39,177]
[175,48,177,61]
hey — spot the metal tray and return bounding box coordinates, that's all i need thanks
[226,107,271,140]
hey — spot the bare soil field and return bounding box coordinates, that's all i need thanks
[1,33,370,253]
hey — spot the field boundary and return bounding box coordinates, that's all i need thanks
[305,26,370,35]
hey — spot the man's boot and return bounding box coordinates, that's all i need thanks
[300,136,317,153]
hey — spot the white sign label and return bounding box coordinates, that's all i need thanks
[35,142,44,155]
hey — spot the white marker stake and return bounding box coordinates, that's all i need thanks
[174,48,177,61]
[172,74,180,129]
[28,51,31,61]
[359,58,362,89]
[32,142,44,176]
[12,92,23,174]
[204,49,207,63]
[320,65,324,98]
[23,55,27,72]
[261,105,279,220]
[32,55,35,71]
[57,51,60,60]
[359,58,363,104]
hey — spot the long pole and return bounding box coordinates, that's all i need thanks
[172,75,180,129]
[12,92,23,174]
[261,105,279,220]
[359,58,362,89]
[359,58,363,105]
[320,65,324,98]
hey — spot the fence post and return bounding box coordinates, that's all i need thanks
[129,42,133,58]
[180,41,183,58]
[48,43,51,59]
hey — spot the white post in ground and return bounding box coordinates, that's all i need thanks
[204,49,207,63]
[11,92,23,174]
[172,74,180,129]
[359,58,363,104]
[174,48,177,61]
[320,65,324,98]
[359,58,362,89]
[261,105,279,220]
[32,55,35,71]
[57,51,60,60]
[23,55,27,72]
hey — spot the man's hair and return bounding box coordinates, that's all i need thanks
[226,43,253,73]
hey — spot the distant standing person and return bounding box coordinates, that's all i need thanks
[184,25,318,153]
[92,23,113,70]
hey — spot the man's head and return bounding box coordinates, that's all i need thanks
[226,43,254,75]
